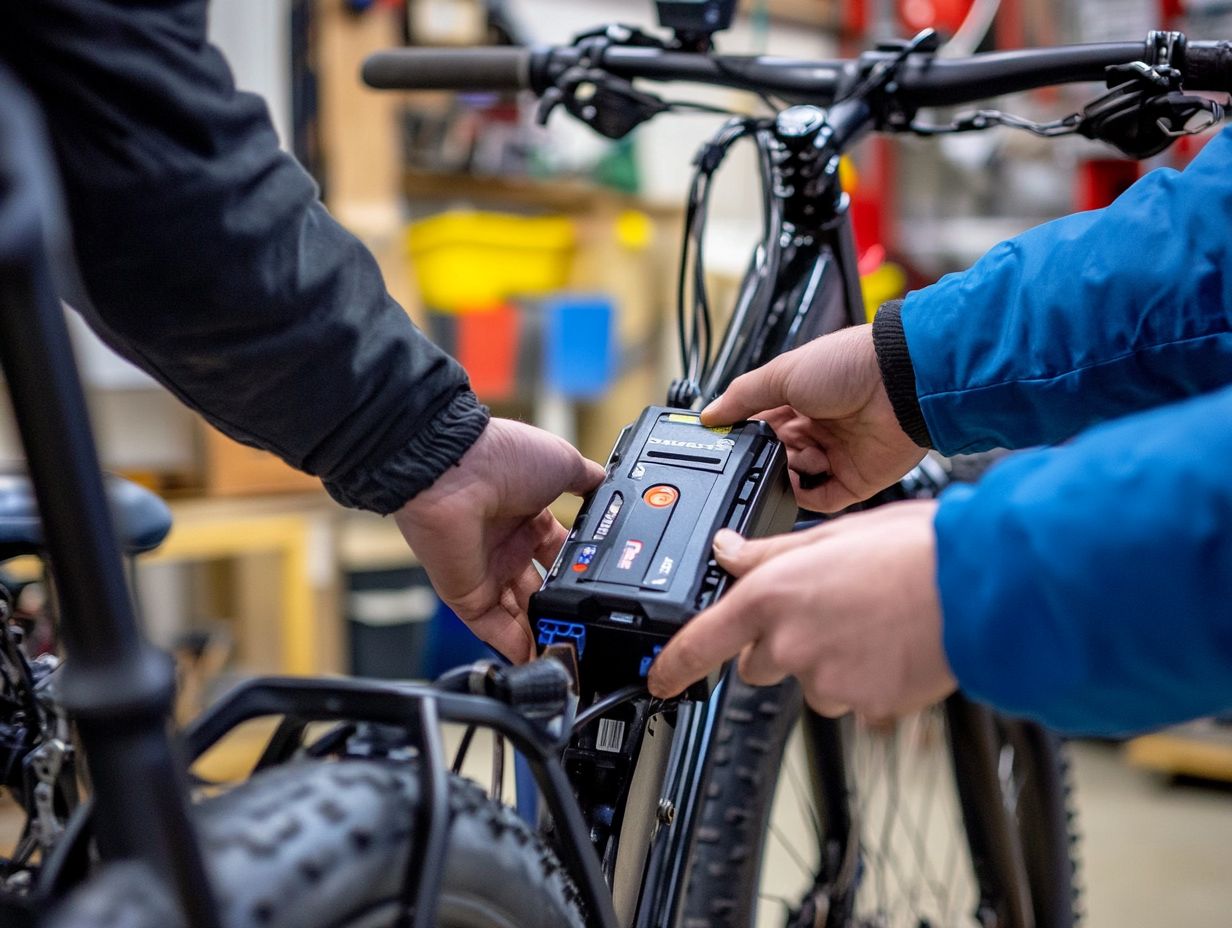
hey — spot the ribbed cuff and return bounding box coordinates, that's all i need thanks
[323,387,490,514]
[872,300,933,450]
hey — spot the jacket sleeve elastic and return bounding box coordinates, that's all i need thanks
[936,384,1232,736]
[873,124,1232,454]
[3,0,488,514]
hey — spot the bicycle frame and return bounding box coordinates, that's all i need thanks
[672,116,869,925]
[554,93,1040,928]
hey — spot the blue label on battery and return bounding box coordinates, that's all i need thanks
[572,544,598,573]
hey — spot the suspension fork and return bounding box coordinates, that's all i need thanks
[946,694,1035,928]
[798,711,859,926]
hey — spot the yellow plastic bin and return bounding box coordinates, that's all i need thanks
[407,211,576,312]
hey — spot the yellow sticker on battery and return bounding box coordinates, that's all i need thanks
[666,412,730,434]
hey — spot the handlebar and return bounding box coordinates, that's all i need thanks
[1187,40,1232,91]
[363,39,1232,104]
[363,46,533,91]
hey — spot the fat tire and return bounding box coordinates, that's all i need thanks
[49,759,585,928]
[680,675,801,928]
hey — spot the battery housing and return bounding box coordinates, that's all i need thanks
[532,405,797,698]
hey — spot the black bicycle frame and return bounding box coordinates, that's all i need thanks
[536,102,878,928]
[0,68,220,928]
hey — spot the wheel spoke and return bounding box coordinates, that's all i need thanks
[784,733,825,845]
[841,710,985,928]
[769,820,816,881]
[753,704,1072,928]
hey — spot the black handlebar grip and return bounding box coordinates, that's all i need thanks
[362,47,532,91]
[1185,41,1232,92]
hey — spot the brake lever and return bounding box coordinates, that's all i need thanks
[537,67,671,139]
[904,57,1226,156]
[1079,65,1226,157]
[1153,94,1224,138]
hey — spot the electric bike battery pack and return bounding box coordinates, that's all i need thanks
[531,405,797,697]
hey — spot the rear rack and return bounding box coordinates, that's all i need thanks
[184,673,621,928]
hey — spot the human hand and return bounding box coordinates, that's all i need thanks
[394,418,605,663]
[647,500,956,719]
[701,324,926,512]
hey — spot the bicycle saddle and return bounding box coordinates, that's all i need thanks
[0,473,173,562]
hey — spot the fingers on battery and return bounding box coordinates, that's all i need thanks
[788,470,860,514]
[648,595,758,698]
[536,434,604,500]
[714,525,808,576]
[700,356,792,425]
[532,509,570,568]
[753,404,798,431]
[480,600,536,665]
[788,445,831,483]
[570,453,607,495]
[513,564,541,617]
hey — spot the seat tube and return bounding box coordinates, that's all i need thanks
[0,70,220,928]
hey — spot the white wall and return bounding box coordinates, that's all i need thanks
[208,0,295,145]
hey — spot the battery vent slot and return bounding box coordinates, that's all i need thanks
[644,449,723,465]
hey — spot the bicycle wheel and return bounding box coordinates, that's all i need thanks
[682,675,1080,928]
[49,759,585,928]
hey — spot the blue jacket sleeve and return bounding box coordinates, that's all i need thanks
[898,125,1232,455]
[937,384,1232,736]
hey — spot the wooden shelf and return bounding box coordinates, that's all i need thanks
[1126,722,1232,783]
[147,493,341,676]
[402,168,679,216]
[749,0,841,29]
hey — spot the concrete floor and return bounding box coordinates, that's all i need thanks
[1070,740,1232,927]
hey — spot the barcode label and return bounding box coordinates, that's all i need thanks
[596,718,626,753]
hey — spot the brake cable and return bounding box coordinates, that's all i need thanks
[906,55,1227,157]
[667,116,776,409]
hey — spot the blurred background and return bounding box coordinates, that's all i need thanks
[1,1,1230,924]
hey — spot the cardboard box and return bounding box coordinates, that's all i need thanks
[201,425,321,497]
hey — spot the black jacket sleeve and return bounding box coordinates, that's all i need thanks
[3,0,488,514]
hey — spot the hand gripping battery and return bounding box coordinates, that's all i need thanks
[531,406,797,699]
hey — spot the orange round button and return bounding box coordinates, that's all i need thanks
[643,485,678,508]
